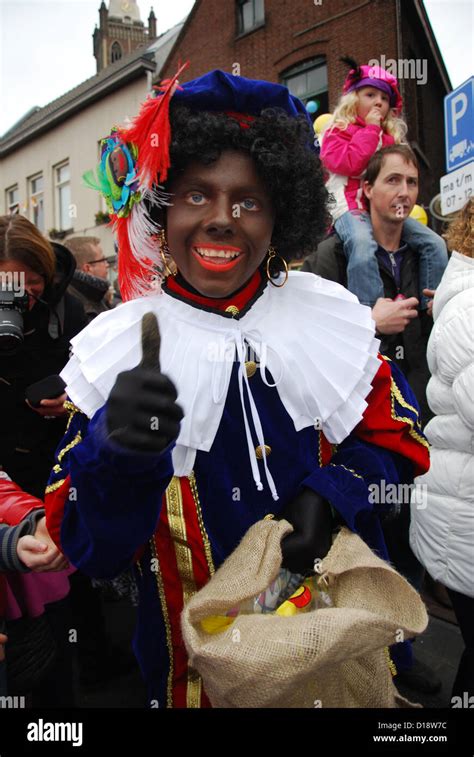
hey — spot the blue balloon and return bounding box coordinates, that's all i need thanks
[306,100,319,114]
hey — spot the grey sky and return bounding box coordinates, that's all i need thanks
[0,0,472,136]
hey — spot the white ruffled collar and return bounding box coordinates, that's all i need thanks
[62,272,380,500]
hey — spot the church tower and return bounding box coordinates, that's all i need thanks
[93,1,158,73]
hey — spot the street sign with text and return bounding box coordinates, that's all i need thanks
[440,161,473,215]
[444,77,474,172]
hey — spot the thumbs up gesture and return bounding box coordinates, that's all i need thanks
[106,313,183,453]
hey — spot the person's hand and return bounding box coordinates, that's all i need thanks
[106,313,183,453]
[0,633,7,663]
[365,107,384,126]
[26,392,68,418]
[279,488,333,574]
[17,516,69,572]
[423,288,436,317]
[372,297,419,335]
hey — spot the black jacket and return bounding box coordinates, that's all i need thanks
[301,234,433,425]
[0,244,87,497]
[68,270,112,323]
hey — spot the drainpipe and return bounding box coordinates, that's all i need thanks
[146,69,153,94]
[395,0,405,105]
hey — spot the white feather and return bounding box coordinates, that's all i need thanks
[122,185,175,298]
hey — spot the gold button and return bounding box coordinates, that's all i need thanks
[255,444,272,459]
[245,360,257,378]
[225,305,240,317]
[263,513,275,521]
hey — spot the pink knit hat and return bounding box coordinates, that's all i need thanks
[342,60,403,112]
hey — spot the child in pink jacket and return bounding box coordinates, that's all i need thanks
[321,61,447,308]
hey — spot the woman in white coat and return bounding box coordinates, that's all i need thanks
[410,199,474,703]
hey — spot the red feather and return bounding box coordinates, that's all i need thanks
[122,60,190,188]
[116,217,153,302]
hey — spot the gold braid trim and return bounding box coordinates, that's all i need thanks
[45,477,67,494]
[188,471,215,577]
[317,432,338,468]
[384,646,397,677]
[64,400,82,413]
[317,431,323,468]
[46,434,81,489]
[329,463,364,481]
[50,403,84,477]
[64,400,84,432]
[380,354,430,451]
[166,477,197,601]
[149,536,174,708]
[57,432,83,463]
[165,477,202,708]
[390,378,430,450]
[394,415,429,449]
[390,378,420,416]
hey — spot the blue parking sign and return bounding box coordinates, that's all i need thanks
[444,77,474,172]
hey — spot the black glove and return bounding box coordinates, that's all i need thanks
[279,488,333,574]
[106,312,183,453]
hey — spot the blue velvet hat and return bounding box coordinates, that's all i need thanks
[171,68,312,125]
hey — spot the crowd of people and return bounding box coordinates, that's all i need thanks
[0,60,472,710]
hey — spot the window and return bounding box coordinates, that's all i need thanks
[54,161,71,231]
[281,58,329,121]
[236,0,264,35]
[111,41,122,63]
[6,185,19,215]
[29,174,44,231]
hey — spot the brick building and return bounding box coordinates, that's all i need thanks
[161,0,451,217]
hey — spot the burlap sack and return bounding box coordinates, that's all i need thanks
[181,520,428,708]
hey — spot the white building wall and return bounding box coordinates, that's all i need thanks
[0,77,149,257]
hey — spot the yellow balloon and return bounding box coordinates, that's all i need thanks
[409,204,428,225]
[313,113,332,135]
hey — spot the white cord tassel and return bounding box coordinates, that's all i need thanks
[235,336,279,501]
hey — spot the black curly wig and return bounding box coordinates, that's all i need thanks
[156,104,329,266]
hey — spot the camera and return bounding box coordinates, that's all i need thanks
[0,288,29,354]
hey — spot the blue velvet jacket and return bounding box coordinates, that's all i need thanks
[45,345,427,707]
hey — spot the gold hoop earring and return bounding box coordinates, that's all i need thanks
[266,245,288,288]
[158,229,177,277]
